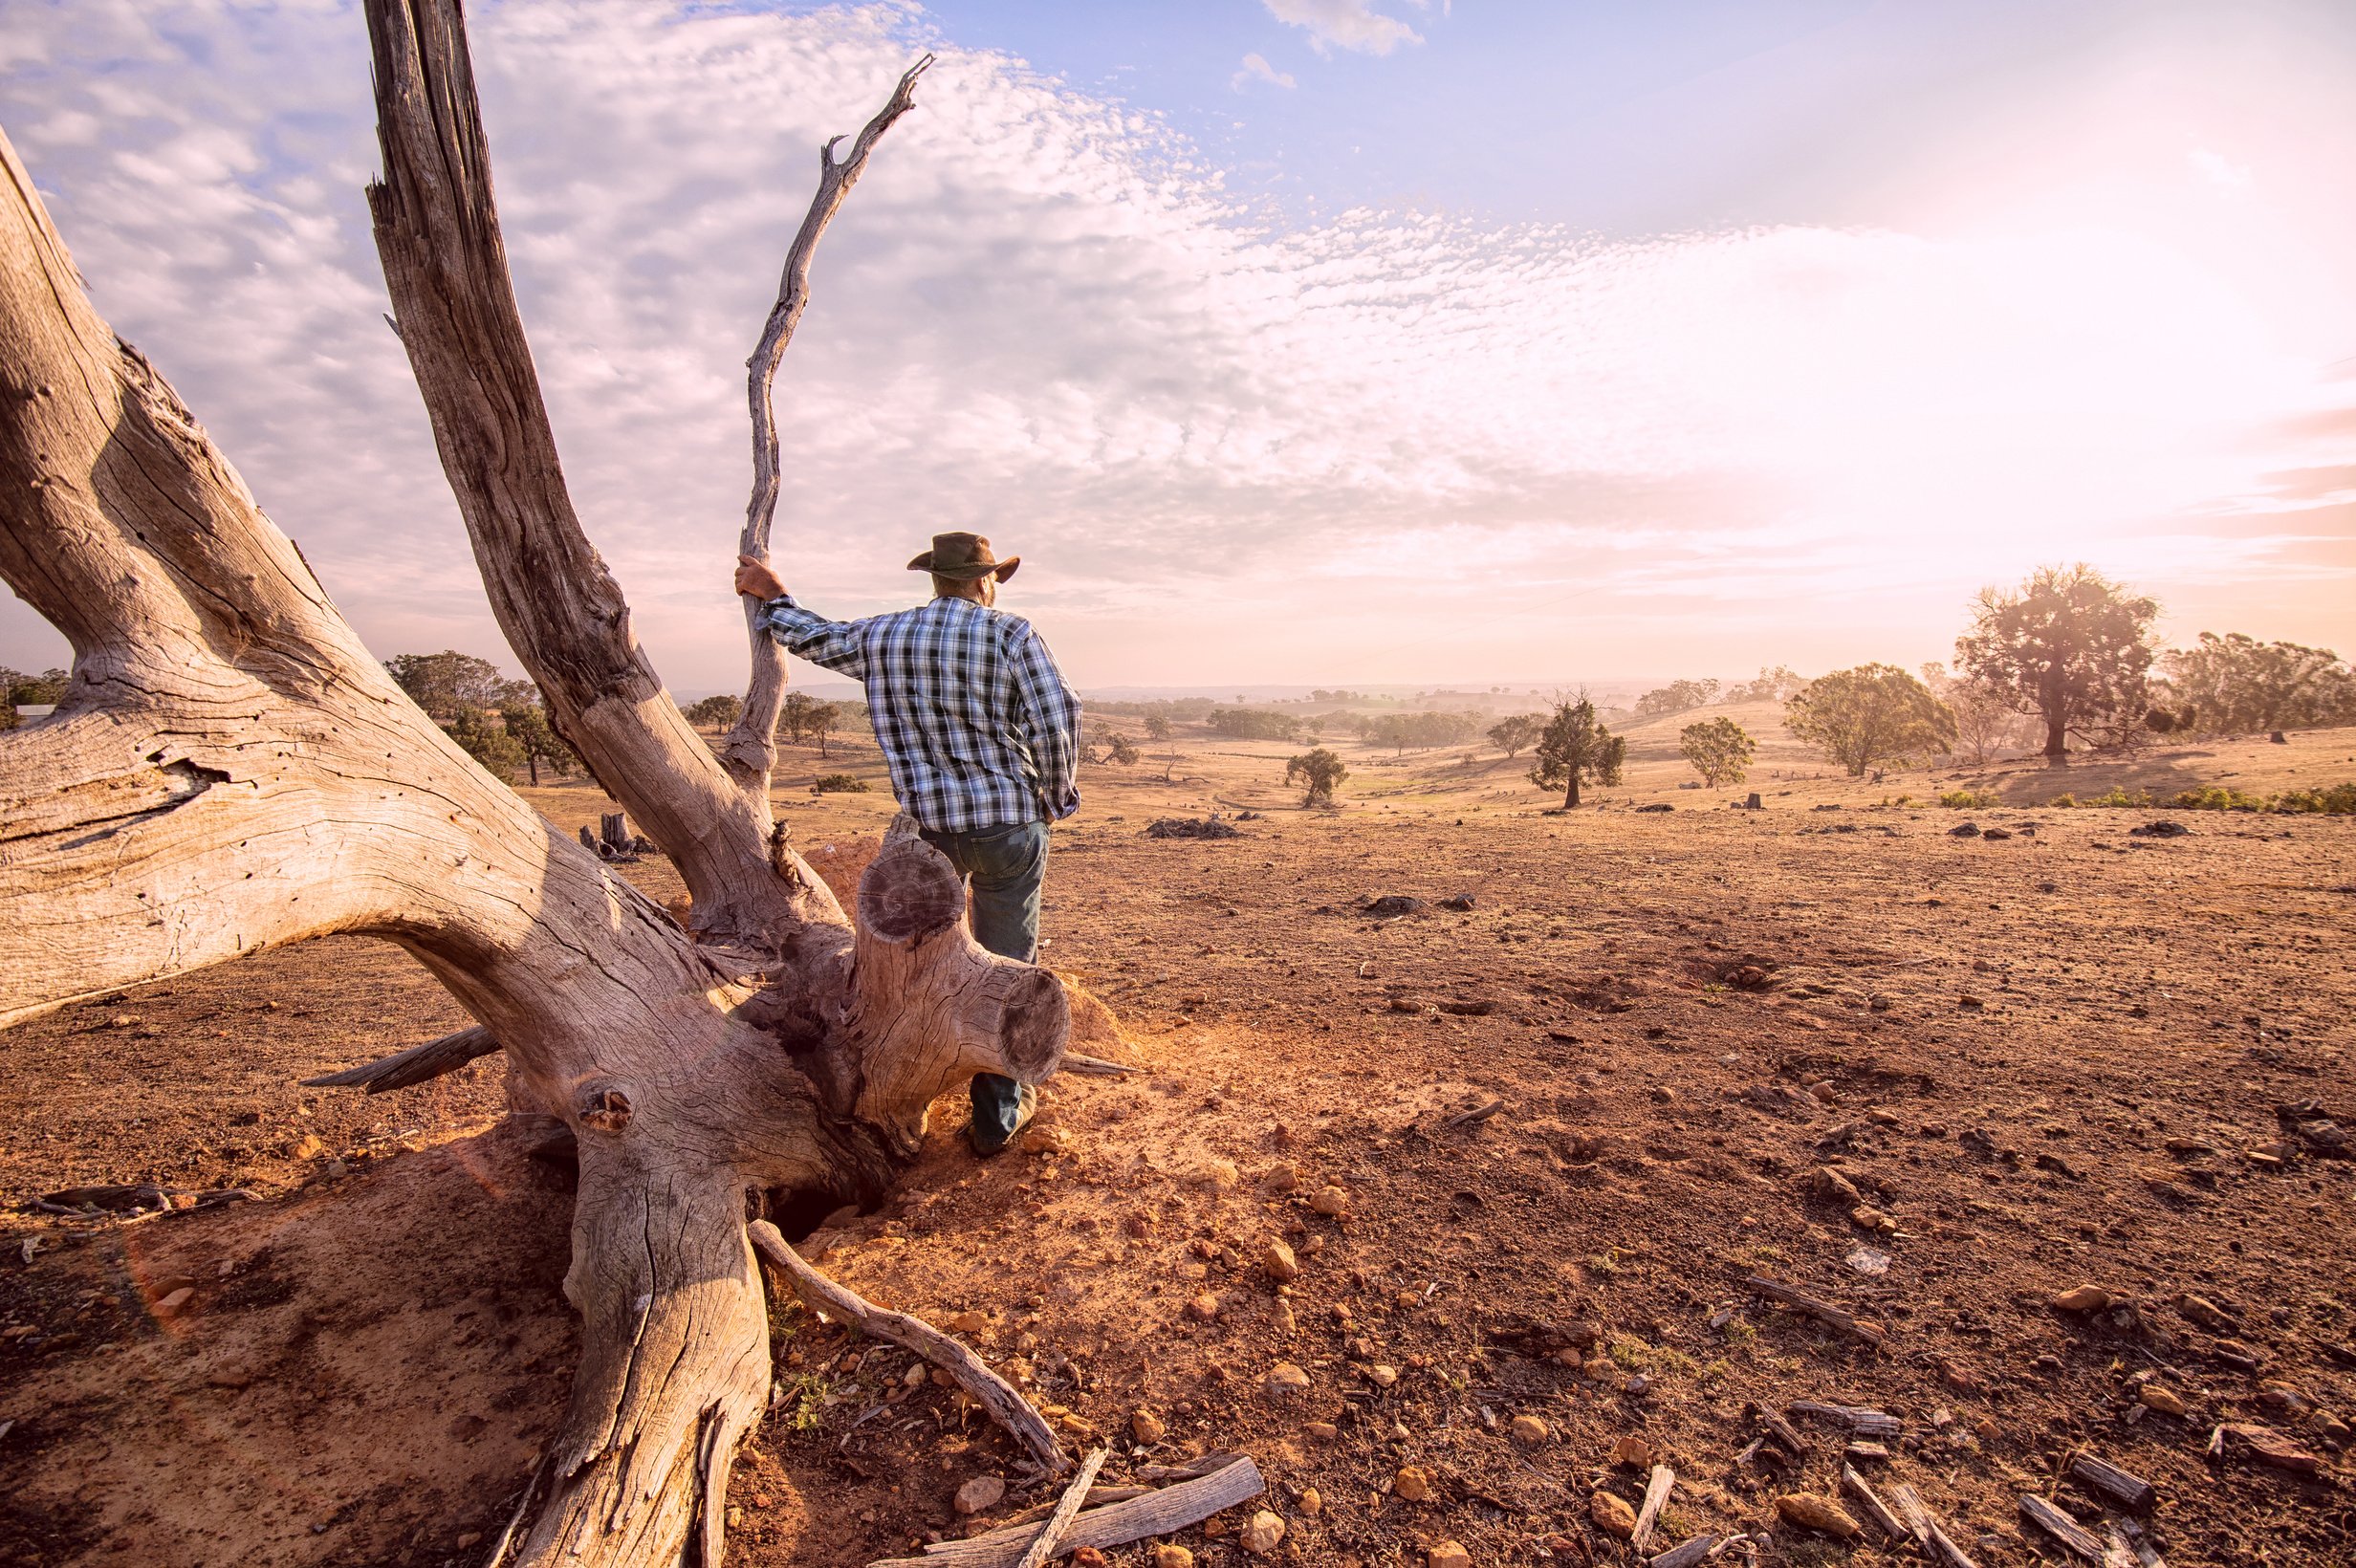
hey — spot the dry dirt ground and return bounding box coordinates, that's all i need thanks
[4,718,2354,1568]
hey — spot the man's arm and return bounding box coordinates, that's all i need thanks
[736,555,868,679]
[1008,621,1081,819]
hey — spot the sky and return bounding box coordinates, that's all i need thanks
[3,0,2353,694]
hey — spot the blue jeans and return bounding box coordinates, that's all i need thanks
[918,820,1049,1145]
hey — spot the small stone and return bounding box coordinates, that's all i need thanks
[1974,1417,2001,1445]
[1508,1414,1549,1445]
[154,1287,195,1317]
[1298,1487,1323,1517]
[1610,1434,1656,1467]
[1304,1421,1339,1441]
[1312,1186,1351,1217]
[1185,1294,1221,1322]
[2051,1286,2114,1313]
[1814,1166,1862,1203]
[1131,1409,1167,1444]
[1264,1361,1312,1397]
[1262,1240,1299,1283]
[1072,1551,1107,1568]
[1238,1511,1285,1556]
[2178,1293,2233,1331]
[1266,1165,1300,1193]
[1364,1363,1399,1387]
[1774,1494,1862,1539]
[954,1476,1005,1515]
[1394,1466,1433,1502]
[1589,1491,1637,1539]
[944,1310,991,1334]
[1428,1541,1471,1568]
[293,1134,326,1160]
[1152,1547,1194,1568]
[1197,1159,1240,1192]
[2138,1385,2188,1416]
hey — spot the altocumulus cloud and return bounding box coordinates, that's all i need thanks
[1,0,2345,686]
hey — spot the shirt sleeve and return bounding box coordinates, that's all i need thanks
[1007,619,1082,820]
[756,595,868,681]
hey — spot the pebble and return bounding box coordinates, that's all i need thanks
[1263,1362,1311,1397]
[1152,1547,1193,1568]
[1508,1414,1548,1446]
[154,1287,195,1318]
[1198,1159,1240,1193]
[1262,1241,1299,1283]
[1303,1422,1339,1441]
[1610,1434,1656,1467]
[1298,1487,1322,1517]
[1238,1511,1285,1556]
[1131,1409,1167,1444]
[954,1477,1005,1515]
[2051,1286,2114,1313]
[1311,1186,1350,1217]
[1364,1363,1399,1387]
[1185,1294,1221,1322]
[1774,1494,1862,1539]
[1589,1491,1637,1539]
[1428,1542,1471,1568]
[1394,1466,1432,1502]
[2139,1385,2188,1416]
[944,1310,991,1335]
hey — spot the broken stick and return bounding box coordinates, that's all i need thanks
[1647,1535,1717,1568]
[1741,1275,1887,1348]
[1013,1448,1109,1568]
[747,1219,1067,1474]
[1839,1463,1906,1543]
[1629,1465,1675,1553]
[884,1456,1266,1568]
[300,1024,498,1092]
[2067,1452,2156,1512]
[1789,1398,1901,1437]
[2018,1494,2104,1562]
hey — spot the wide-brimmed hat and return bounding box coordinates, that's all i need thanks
[907,531,1019,581]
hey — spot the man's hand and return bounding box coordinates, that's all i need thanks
[734,554,788,601]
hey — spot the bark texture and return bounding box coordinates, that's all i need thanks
[0,7,1070,1563]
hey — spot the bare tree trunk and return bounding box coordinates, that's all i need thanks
[0,8,1070,1564]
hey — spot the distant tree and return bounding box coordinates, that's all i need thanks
[1528,696,1625,808]
[498,699,579,786]
[1206,707,1303,742]
[1284,747,1348,807]
[1486,713,1542,758]
[0,664,68,730]
[1633,678,1721,718]
[1723,664,1805,703]
[444,706,527,779]
[1955,564,2157,760]
[1103,732,1139,765]
[684,693,744,730]
[779,690,842,753]
[1143,711,1172,742]
[1678,717,1756,786]
[385,650,518,720]
[2160,632,2354,733]
[1784,664,1955,776]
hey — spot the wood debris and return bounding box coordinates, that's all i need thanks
[1740,1275,1887,1348]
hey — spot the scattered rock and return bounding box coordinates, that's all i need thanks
[1261,1241,1299,1283]
[1364,1363,1400,1387]
[1950,822,1982,838]
[1072,1550,1107,1568]
[1297,1488,1322,1517]
[2052,1286,2115,1313]
[293,1134,326,1161]
[1428,1542,1471,1568]
[1774,1494,1862,1539]
[2137,1385,2188,1416]
[1152,1548,1193,1568]
[1130,1409,1167,1444]
[1395,1467,1433,1502]
[943,1310,991,1335]
[1509,1414,1549,1446]
[954,1477,1005,1514]
[1814,1166,1861,1202]
[1981,826,2014,840]
[1363,895,1429,918]
[1310,1186,1351,1217]
[2179,1294,2234,1331]
[1263,1362,1312,1397]
[2128,820,2190,838]
[153,1287,195,1318]
[1185,1295,1220,1322]
[1590,1491,1638,1539]
[1304,1421,1338,1441]
[1438,894,1476,911]
[2221,1422,2323,1473]
[1611,1434,1658,1468]
[1195,1159,1240,1192]
[1238,1511,1285,1556]
[1635,802,1673,814]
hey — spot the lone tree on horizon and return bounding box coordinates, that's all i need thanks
[1678,715,1755,786]
[1785,663,1955,776]
[1486,711,1542,758]
[1285,745,1347,806]
[1955,562,2156,760]
[0,15,1081,1564]
[1529,695,1625,808]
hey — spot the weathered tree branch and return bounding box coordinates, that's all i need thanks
[724,54,932,786]
[302,1024,498,1091]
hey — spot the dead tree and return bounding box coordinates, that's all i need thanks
[0,3,1068,1562]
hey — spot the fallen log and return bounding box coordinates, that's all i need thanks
[301,1024,499,1091]
[1060,1054,1145,1078]
[747,1219,1066,1474]
[884,1457,1265,1568]
[1789,1398,1901,1437]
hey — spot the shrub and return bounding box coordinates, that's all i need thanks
[2171,785,2264,811]
[2086,786,2153,808]
[1284,747,1348,807]
[812,773,868,794]
[1938,789,1999,808]
[2271,782,2356,814]
[2048,793,2077,808]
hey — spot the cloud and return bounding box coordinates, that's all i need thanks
[0,0,2345,689]
[1261,0,1422,57]
[1232,53,1297,92]
[2189,146,2253,189]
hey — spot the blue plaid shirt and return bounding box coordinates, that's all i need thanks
[757,594,1082,833]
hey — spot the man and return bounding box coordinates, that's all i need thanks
[732,533,1080,1154]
